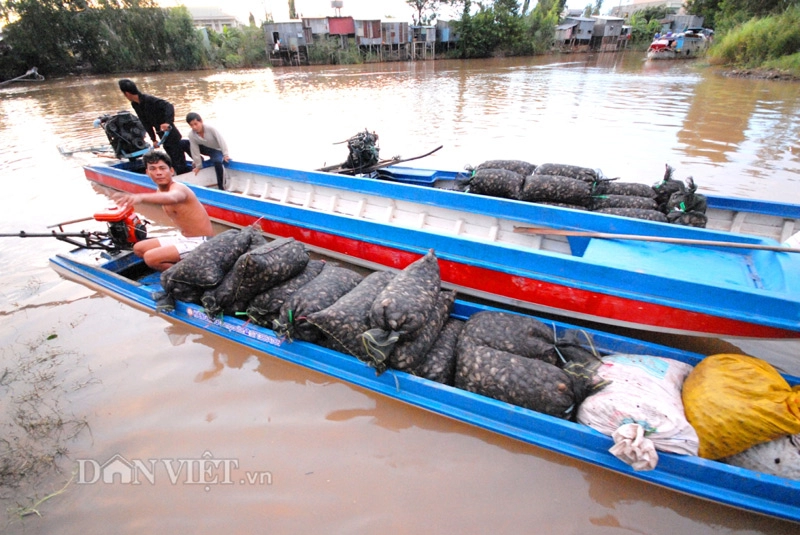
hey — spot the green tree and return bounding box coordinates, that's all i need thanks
[454,0,502,57]
[628,10,663,45]
[527,0,559,54]
[0,1,206,76]
[0,0,88,74]
[405,0,462,25]
[211,25,267,68]
[494,0,527,53]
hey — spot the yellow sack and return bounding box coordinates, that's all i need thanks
[682,353,800,460]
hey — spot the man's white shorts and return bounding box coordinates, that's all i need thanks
[157,235,208,258]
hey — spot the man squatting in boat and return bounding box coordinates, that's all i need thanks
[181,112,231,191]
[111,151,214,271]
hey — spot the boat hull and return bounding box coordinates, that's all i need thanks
[84,162,800,339]
[48,246,800,523]
[647,34,708,60]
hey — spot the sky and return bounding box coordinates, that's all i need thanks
[161,0,426,24]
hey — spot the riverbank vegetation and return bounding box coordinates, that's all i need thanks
[705,5,800,78]
[689,0,800,78]
[1,0,799,80]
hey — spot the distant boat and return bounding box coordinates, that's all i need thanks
[0,67,45,86]
[647,29,711,60]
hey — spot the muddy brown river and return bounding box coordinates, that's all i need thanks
[1,52,799,533]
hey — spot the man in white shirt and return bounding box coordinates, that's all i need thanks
[181,112,231,190]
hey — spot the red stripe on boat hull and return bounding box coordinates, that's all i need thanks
[84,169,797,339]
[207,206,794,339]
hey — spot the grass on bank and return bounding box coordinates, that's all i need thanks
[708,6,800,77]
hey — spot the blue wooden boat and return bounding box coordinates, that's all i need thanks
[49,244,800,523]
[83,159,800,339]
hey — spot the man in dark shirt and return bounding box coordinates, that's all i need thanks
[118,79,187,174]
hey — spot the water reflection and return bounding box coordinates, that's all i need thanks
[157,314,797,533]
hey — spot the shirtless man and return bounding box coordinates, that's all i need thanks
[112,151,214,271]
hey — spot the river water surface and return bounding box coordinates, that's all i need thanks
[2,53,800,534]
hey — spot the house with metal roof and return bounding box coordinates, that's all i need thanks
[186,7,239,32]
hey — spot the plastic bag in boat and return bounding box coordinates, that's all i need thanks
[453,310,559,365]
[590,194,658,212]
[161,227,266,294]
[593,207,668,222]
[592,180,656,198]
[682,353,800,460]
[576,354,700,469]
[721,433,800,480]
[455,338,579,419]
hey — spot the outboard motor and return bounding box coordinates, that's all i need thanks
[95,111,148,160]
[343,129,380,171]
[93,205,147,250]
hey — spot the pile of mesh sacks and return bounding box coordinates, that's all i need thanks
[160,227,800,479]
[461,160,708,227]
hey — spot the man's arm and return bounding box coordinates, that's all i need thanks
[111,187,188,209]
[210,126,230,159]
[188,133,203,170]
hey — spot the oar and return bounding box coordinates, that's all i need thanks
[513,226,800,253]
[47,216,95,229]
[58,144,112,157]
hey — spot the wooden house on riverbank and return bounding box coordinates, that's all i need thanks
[264,16,459,66]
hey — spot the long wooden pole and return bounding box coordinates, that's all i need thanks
[317,145,444,175]
[47,216,95,228]
[513,226,800,253]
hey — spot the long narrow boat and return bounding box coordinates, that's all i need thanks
[83,159,800,339]
[49,244,800,523]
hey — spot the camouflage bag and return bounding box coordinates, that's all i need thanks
[520,174,592,206]
[306,270,395,365]
[202,238,309,317]
[535,163,599,183]
[475,159,537,177]
[361,250,441,366]
[274,264,363,342]
[389,289,457,374]
[161,226,267,296]
[468,168,524,200]
[246,259,326,326]
[413,318,464,385]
